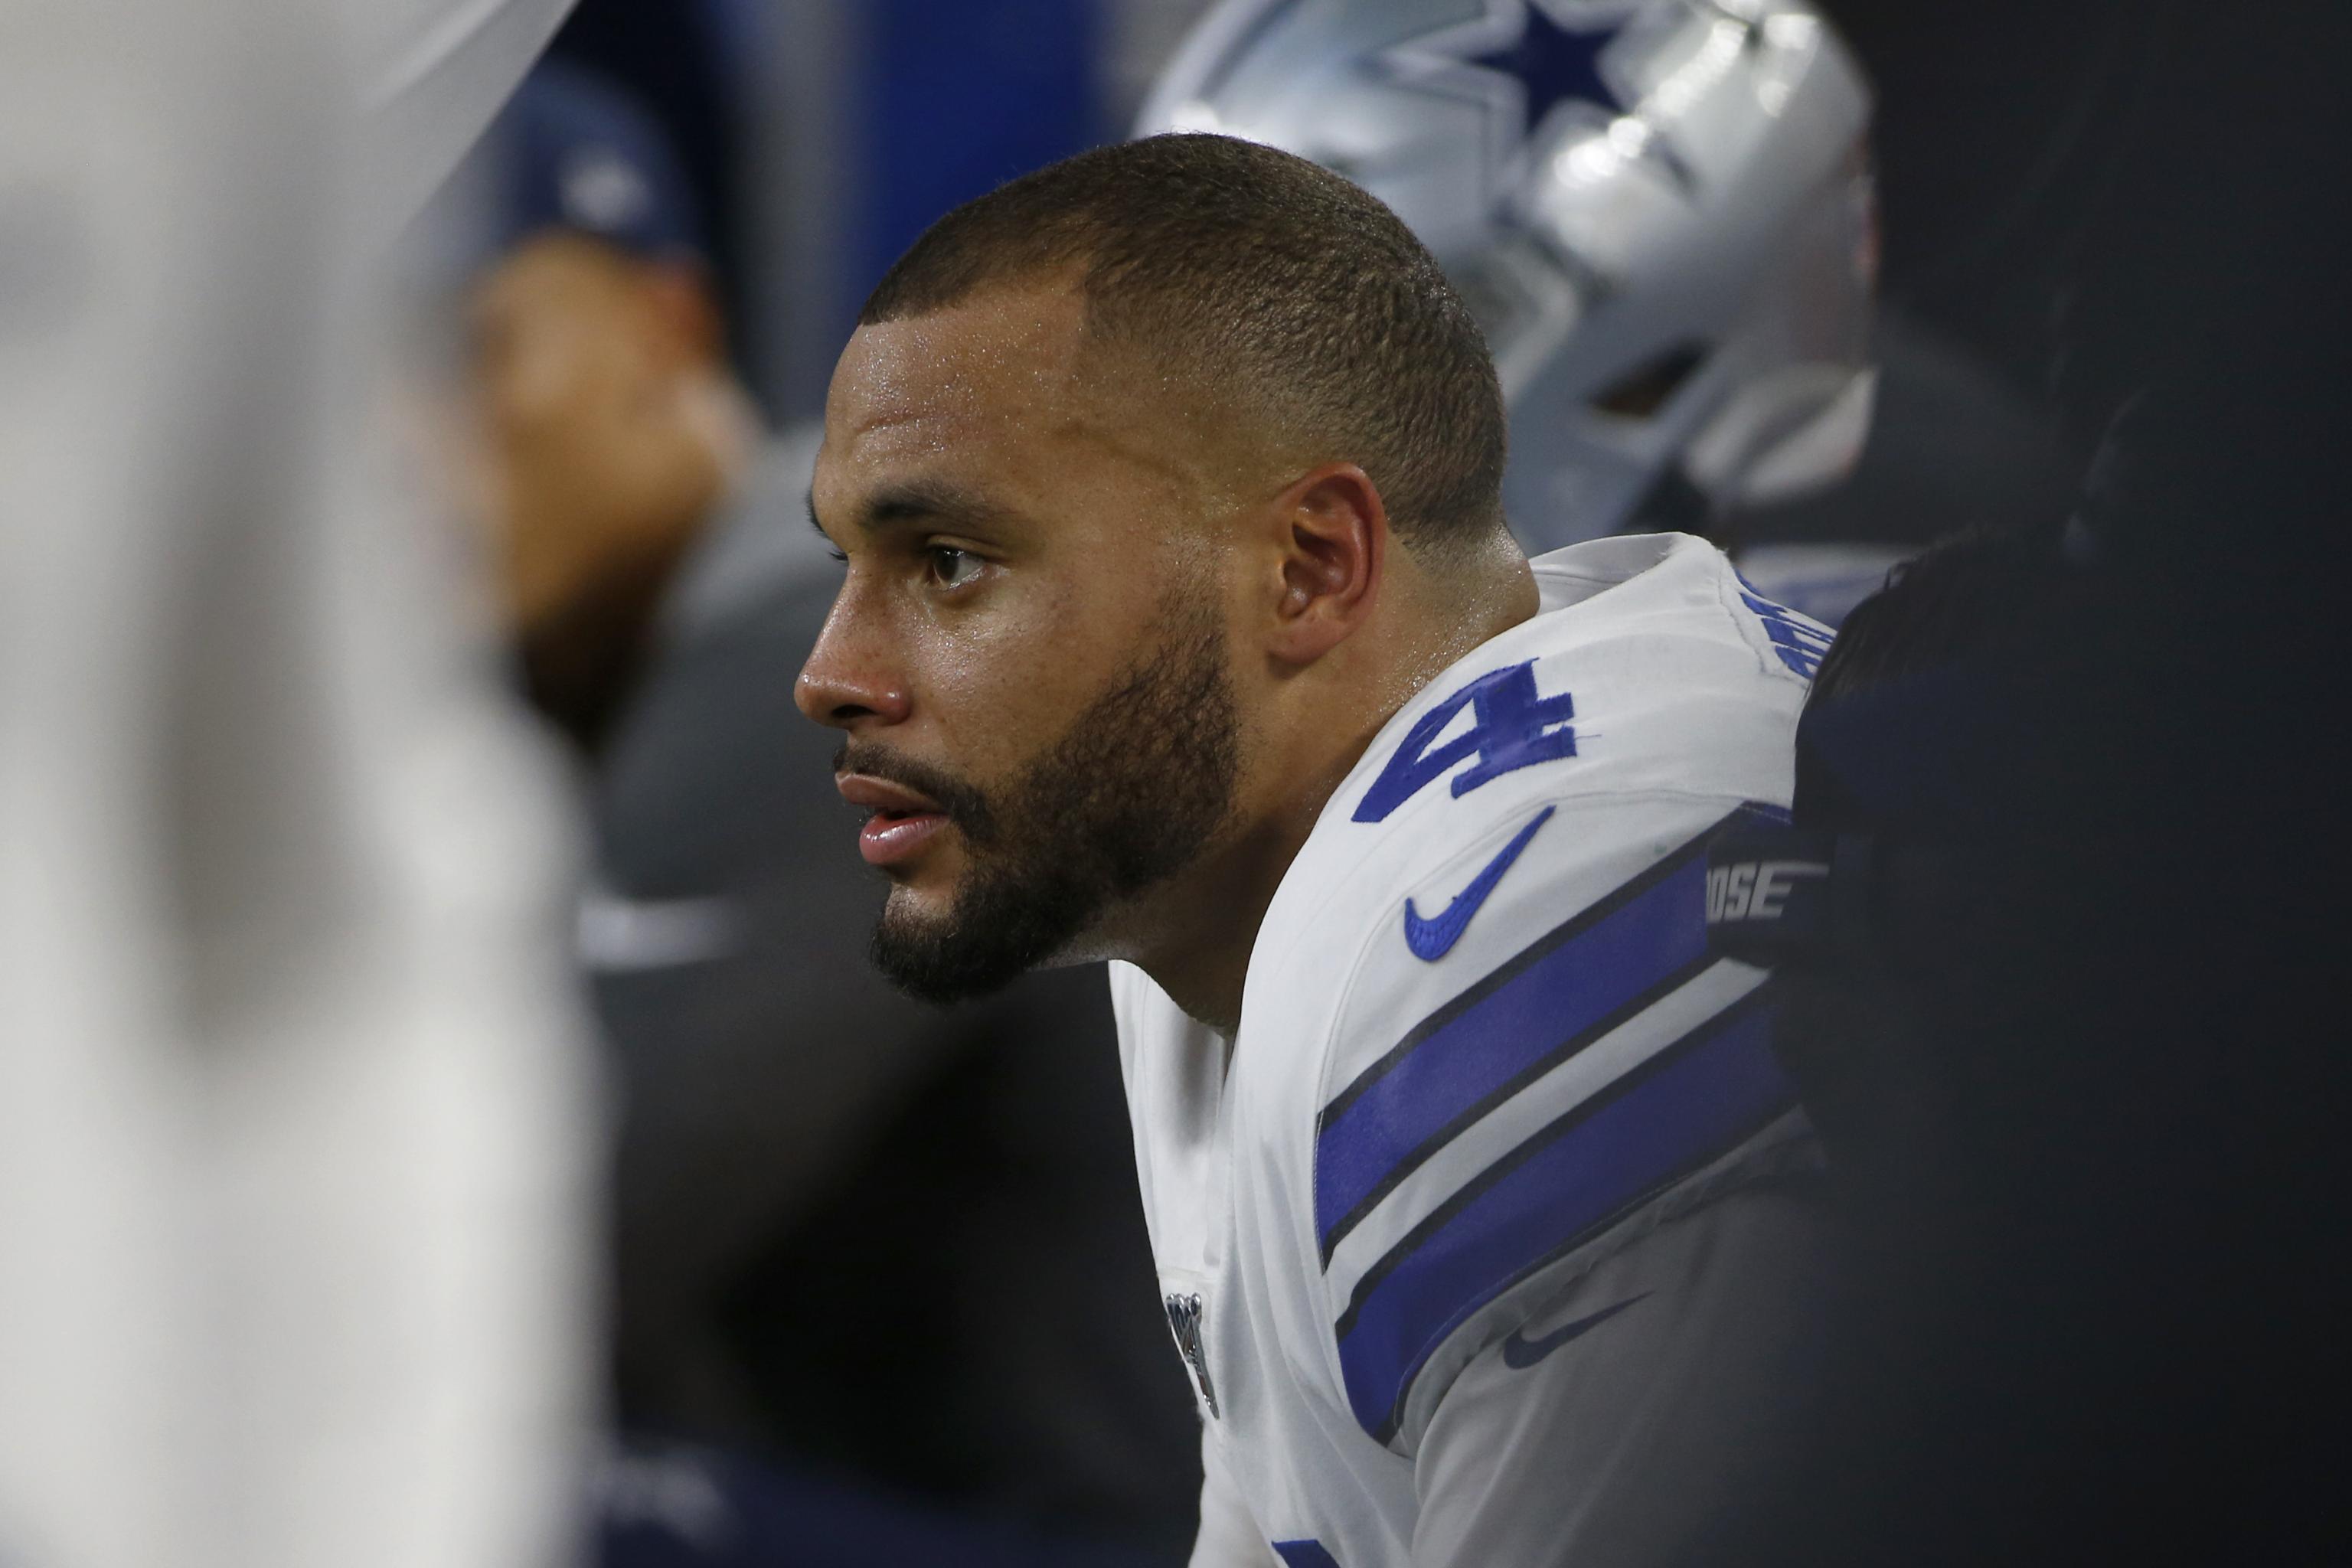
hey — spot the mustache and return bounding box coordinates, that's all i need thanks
[832,742,1001,845]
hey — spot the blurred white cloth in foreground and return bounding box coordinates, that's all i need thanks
[0,2,590,1566]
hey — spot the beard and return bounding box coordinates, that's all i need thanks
[846,590,1241,1004]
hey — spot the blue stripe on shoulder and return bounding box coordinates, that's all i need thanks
[1312,805,1759,1263]
[1272,1543,1344,1568]
[1331,992,1795,1445]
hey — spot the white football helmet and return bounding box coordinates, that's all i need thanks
[1139,0,1876,549]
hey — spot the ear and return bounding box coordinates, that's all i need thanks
[1261,462,1387,669]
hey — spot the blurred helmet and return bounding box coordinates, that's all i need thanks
[492,60,707,266]
[1138,0,1876,550]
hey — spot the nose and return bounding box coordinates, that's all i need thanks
[795,581,912,731]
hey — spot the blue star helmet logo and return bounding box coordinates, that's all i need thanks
[1383,1,1703,196]
[1469,2,1634,136]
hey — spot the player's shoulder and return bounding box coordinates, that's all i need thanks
[1347,534,1821,842]
[1251,533,1818,1006]
[1521,530,1833,701]
[1236,533,1819,1449]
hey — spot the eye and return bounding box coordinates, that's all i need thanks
[926,546,983,590]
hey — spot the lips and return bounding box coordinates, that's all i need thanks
[837,773,951,867]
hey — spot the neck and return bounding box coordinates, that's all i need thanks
[1138,548,1539,1035]
[1129,742,1361,1035]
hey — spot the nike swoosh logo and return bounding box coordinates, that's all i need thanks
[1501,1292,1651,1370]
[1403,805,1557,962]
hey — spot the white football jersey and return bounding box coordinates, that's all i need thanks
[1111,534,1838,1568]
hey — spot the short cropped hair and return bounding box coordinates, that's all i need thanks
[861,134,1508,556]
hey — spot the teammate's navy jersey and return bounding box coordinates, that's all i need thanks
[1111,534,1837,1567]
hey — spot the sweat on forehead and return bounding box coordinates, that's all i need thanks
[827,276,1256,507]
[831,279,1088,420]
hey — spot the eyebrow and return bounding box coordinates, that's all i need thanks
[808,478,1010,541]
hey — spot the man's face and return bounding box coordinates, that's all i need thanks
[466,233,727,635]
[797,282,1247,1002]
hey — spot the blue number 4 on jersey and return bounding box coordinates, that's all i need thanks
[1355,661,1577,825]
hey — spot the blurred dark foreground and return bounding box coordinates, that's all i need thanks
[1731,2,2352,1562]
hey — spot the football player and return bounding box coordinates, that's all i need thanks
[798,132,1834,1568]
